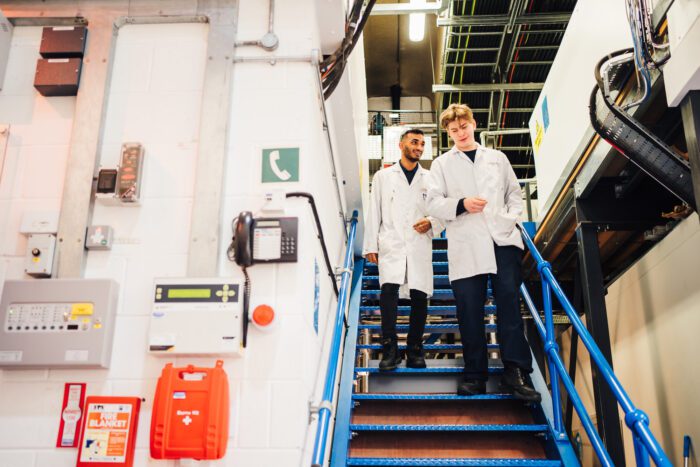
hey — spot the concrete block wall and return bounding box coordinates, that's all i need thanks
[0,1,360,466]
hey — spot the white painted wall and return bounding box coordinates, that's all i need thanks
[0,1,366,466]
[559,214,700,466]
[529,0,632,220]
[0,26,75,279]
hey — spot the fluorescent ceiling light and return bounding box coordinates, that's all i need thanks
[409,0,425,42]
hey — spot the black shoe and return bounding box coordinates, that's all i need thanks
[379,337,401,371]
[457,379,486,396]
[406,343,426,368]
[500,367,542,402]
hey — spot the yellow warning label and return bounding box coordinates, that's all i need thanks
[533,120,544,155]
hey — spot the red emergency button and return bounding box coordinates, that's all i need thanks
[252,304,275,327]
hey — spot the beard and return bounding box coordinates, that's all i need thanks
[403,149,422,162]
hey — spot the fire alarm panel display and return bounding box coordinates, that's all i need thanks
[76,396,140,467]
[0,279,119,368]
[149,278,243,356]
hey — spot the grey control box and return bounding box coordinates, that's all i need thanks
[0,279,119,369]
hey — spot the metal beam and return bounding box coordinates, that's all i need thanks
[575,201,626,467]
[433,82,543,92]
[438,12,572,27]
[680,91,700,214]
[444,62,497,68]
[187,2,238,276]
[56,11,122,277]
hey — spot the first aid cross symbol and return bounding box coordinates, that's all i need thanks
[182,415,192,426]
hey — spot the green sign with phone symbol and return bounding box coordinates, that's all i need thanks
[262,147,299,183]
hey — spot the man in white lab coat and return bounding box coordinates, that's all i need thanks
[427,104,540,401]
[363,129,443,371]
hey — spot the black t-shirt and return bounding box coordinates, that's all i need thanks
[456,149,478,215]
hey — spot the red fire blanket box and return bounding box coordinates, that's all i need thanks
[150,360,230,460]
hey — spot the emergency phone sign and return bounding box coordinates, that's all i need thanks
[77,397,140,466]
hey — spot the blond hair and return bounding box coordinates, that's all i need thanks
[439,103,475,129]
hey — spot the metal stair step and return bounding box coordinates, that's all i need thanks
[354,366,503,375]
[346,459,563,466]
[349,424,549,432]
[360,305,496,316]
[362,289,458,297]
[356,344,499,351]
[365,261,450,273]
[352,394,516,401]
[363,275,451,285]
[358,324,498,333]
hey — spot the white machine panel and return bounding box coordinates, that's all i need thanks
[0,279,119,368]
[149,278,243,356]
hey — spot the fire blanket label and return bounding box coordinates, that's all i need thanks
[79,403,133,463]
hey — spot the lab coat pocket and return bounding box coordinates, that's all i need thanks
[493,211,517,238]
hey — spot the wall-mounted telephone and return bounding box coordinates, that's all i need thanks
[229,212,298,267]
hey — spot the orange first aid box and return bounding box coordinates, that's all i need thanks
[150,360,230,460]
[76,396,141,467]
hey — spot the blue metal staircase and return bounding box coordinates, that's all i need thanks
[329,237,575,467]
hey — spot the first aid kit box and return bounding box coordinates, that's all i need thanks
[150,360,230,460]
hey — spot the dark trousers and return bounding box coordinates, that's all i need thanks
[451,245,532,381]
[379,283,428,345]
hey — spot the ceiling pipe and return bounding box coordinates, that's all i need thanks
[370,0,449,16]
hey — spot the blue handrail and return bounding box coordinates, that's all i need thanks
[311,210,358,467]
[520,227,672,467]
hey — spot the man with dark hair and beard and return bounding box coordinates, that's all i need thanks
[363,129,444,371]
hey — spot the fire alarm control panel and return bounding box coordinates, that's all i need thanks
[0,279,119,368]
[148,278,243,356]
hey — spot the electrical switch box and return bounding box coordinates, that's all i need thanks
[34,58,82,96]
[0,279,119,368]
[39,26,87,58]
[95,144,145,205]
[117,142,144,203]
[24,233,57,277]
[149,278,243,356]
[0,10,12,91]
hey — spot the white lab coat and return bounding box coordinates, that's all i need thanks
[363,163,444,297]
[427,144,524,282]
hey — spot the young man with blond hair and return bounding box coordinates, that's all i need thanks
[427,103,540,401]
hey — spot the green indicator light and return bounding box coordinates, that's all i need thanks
[167,288,211,299]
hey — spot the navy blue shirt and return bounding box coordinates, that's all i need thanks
[399,161,419,185]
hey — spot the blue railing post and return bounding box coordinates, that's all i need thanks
[539,262,565,440]
[519,226,673,467]
[310,211,358,467]
[634,434,651,467]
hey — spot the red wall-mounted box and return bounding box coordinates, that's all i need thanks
[40,26,87,58]
[150,360,230,460]
[34,58,82,96]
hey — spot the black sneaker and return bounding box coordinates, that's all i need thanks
[378,337,401,371]
[457,379,486,396]
[500,367,542,402]
[406,343,426,368]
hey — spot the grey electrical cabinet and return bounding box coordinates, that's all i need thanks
[0,279,119,369]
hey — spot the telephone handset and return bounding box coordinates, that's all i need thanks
[232,211,254,267]
[228,212,299,349]
[229,212,298,266]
